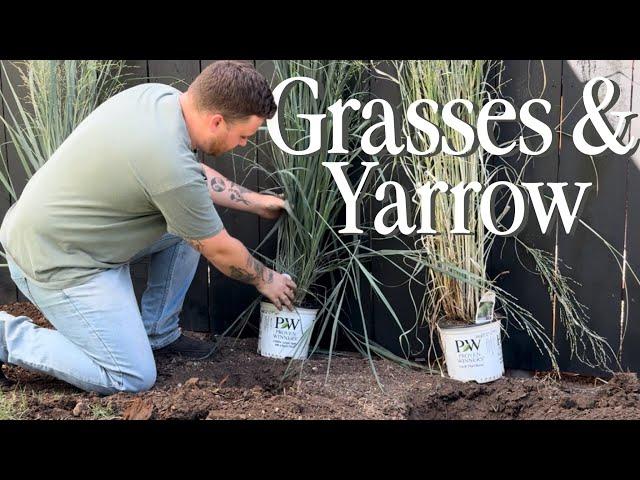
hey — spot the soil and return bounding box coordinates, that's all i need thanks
[1,301,639,420]
[438,318,475,329]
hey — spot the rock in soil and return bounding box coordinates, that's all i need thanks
[183,377,200,388]
[72,401,89,417]
[122,398,154,420]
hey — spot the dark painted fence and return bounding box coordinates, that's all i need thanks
[0,59,638,376]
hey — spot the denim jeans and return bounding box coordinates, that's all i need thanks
[0,233,201,395]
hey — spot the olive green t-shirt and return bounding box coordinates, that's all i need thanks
[0,83,224,289]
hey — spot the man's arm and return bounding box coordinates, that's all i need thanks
[186,228,297,310]
[201,163,285,220]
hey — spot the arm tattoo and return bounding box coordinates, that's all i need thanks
[230,182,251,194]
[210,177,226,193]
[187,239,205,253]
[229,188,251,206]
[228,255,273,285]
[248,256,265,282]
[229,266,256,284]
[209,176,251,206]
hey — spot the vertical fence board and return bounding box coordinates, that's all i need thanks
[489,60,562,372]
[338,64,376,352]
[0,61,17,303]
[368,61,428,359]
[1,61,32,303]
[623,59,640,371]
[555,60,631,375]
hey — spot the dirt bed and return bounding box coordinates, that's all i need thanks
[1,302,639,420]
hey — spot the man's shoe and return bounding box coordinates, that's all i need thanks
[154,334,216,359]
[0,362,14,387]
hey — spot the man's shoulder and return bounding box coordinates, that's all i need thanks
[94,82,193,192]
[122,82,180,95]
[110,83,185,147]
[105,83,181,109]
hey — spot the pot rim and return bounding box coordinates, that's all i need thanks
[437,318,501,332]
[260,300,319,315]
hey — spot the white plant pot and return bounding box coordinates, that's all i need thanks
[437,319,504,383]
[258,301,318,360]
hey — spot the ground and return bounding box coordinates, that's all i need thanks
[1,302,639,420]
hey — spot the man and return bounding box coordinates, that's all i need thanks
[0,60,297,394]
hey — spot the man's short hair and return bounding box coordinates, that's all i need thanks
[189,60,277,122]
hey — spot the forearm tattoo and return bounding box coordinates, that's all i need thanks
[210,177,225,192]
[228,266,256,284]
[229,185,251,206]
[208,176,252,206]
[228,255,274,286]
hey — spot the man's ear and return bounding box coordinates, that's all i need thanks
[208,113,225,132]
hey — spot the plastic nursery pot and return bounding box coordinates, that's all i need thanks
[258,301,318,360]
[436,318,505,384]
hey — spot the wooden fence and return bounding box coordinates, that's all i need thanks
[1,59,638,376]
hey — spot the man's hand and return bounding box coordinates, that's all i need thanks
[256,270,297,311]
[257,194,287,220]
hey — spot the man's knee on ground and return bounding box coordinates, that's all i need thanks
[101,362,157,394]
[123,363,157,393]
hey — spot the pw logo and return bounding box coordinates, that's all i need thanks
[275,317,300,330]
[455,339,480,353]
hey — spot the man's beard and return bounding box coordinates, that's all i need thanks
[206,137,227,157]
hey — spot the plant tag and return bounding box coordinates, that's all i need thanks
[475,291,496,325]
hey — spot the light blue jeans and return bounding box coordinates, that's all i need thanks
[0,233,201,395]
